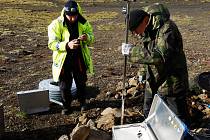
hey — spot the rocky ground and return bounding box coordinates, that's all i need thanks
[0,0,209,140]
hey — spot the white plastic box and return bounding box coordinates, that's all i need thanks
[17,89,50,114]
[112,94,188,140]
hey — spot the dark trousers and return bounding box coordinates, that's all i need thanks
[59,68,87,109]
[144,89,189,125]
[143,90,154,118]
[164,95,189,125]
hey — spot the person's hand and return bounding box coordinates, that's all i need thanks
[138,75,143,83]
[78,34,87,41]
[121,43,133,56]
[67,39,80,49]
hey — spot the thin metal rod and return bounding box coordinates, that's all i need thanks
[121,1,130,125]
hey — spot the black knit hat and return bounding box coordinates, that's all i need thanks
[64,0,78,16]
[129,9,149,31]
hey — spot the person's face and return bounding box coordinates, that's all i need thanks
[66,14,78,23]
[132,16,148,36]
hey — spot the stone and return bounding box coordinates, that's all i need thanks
[89,98,95,103]
[127,87,137,95]
[9,49,22,56]
[78,113,88,125]
[125,109,139,117]
[114,93,120,99]
[105,91,112,97]
[58,135,69,140]
[116,81,123,92]
[69,119,111,140]
[86,119,96,129]
[96,114,115,131]
[70,124,90,140]
[136,83,145,91]
[128,77,138,87]
[0,67,7,73]
[22,50,34,55]
[102,108,121,118]
[1,30,15,36]
[198,94,208,100]
[101,107,117,116]
[202,106,210,115]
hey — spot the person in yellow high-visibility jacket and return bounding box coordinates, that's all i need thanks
[48,0,94,115]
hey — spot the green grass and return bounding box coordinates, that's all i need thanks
[84,11,118,22]
[0,8,58,34]
[0,0,55,7]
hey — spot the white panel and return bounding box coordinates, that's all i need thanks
[17,89,49,114]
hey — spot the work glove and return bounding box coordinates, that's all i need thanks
[138,75,143,83]
[121,43,133,56]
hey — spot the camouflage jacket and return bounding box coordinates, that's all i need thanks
[129,3,189,95]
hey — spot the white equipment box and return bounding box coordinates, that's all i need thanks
[112,94,188,140]
[17,89,50,114]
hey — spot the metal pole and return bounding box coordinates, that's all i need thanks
[121,0,131,125]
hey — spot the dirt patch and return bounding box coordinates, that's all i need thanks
[0,0,209,139]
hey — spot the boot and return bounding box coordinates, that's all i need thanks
[80,103,87,112]
[79,98,87,112]
[61,101,72,115]
[61,90,72,115]
[61,108,72,115]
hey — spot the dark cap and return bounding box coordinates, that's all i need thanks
[129,9,149,31]
[64,0,78,16]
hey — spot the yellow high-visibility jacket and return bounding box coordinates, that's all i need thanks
[48,7,94,82]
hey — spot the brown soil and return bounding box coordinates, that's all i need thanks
[0,0,209,140]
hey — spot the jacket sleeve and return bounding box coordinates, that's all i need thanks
[129,42,163,65]
[129,43,165,90]
[129,23,179,89]
[48,20,68,52]
[82,21,94,46]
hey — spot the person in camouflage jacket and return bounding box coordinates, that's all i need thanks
[127,3,189,123]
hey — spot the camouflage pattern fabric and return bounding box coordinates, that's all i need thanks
[129,3,189,97]
[143,3,170,30]
[129,3,189,121]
